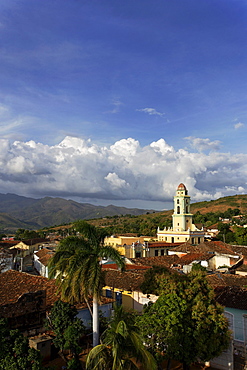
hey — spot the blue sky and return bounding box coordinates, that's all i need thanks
[0,0,247,210]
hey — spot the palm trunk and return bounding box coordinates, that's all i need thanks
[92,295,99,347]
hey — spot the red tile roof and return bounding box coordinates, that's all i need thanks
[104,269,146,292]
[0,270,114,312]
[171,241,238,256]
[0,270,59,307]
[178,253,212,265]
[102,263,150,271]
[147,242,181,248]
[214,286,247,310]
[207,273,247,288]
[131,255,179,268]
[35,248,53,258]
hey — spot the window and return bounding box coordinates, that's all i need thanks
[177,206,180,214]
[177,199,179,204]
[116,292,122,306]
[155,250,159,256]
[161,249,165,256]
[106,289,112,298]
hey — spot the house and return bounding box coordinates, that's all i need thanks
[142,241,181,257]
[0,270,58,335]
[157,183,205,244]
[0,269,113,334]
[102,263,159,312]
[9,238,47,257]
[104,234,153,258]
[210,285,247,370]
[0,248,14,272]
[34,248,55,277]
[168,240,241,271]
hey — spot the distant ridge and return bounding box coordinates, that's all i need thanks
[0,193,154,232]
[1,192,247,233]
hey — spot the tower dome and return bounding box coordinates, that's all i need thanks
[177,183,187,190]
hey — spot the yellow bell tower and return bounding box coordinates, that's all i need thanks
[157,183,205,245]
[172,183,193,231]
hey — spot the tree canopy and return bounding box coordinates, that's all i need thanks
[0,318,42,370]
[48,221,125,347]
[137,270,231,369]
[86,305,157,370]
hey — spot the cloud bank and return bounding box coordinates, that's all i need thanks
[0,136,247,206]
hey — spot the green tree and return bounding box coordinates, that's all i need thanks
[140,266,171,295]
[137,270,230,369]
[46,300,85,354]
[49,221,125,347]
[0,318,42,370]
[86,305,157,370]
[232,225,247,245]
[14,229,40,240]
[217,222,236,243]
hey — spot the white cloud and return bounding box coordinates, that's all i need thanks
[0,135,247,205]
[184,136,221,152]
[107,99,123,114]
[136,108,165,117]
[234,122,244,129]
[105,172,129,190]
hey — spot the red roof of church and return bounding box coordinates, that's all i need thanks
[177,183,187,190]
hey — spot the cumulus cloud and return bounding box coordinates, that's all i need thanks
[234,122,244,129]
[185,136,221,152]
[0,135,247,205]
[136,108,165,117]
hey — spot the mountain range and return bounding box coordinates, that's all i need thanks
[1,192,247,233]
[0,193,153,232]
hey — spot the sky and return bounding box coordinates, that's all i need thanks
[1,0,247,210]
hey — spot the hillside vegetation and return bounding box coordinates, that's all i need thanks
[2,192,247,234]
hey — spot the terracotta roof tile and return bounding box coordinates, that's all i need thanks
[131,255,179,267]
[178,253,212,265]
[214,286,247,310]
[102,263,150,270]
[104,269,146,292]
[0,270,114,312]
[0,270,59,308]
[207,273,247,288]
[171,241,238,256]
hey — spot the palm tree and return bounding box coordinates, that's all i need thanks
[48,221,125,347]
[86,305,157,370]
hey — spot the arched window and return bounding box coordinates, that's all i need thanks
[177,206,180,214]
[177,199,179,204]
[186,206,188,213]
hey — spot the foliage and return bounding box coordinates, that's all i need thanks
[0,318,42,370]
[86,305,157,370]
[140,266,171,295]
[232,225,247,245]
[192,208,240,227]
[217,223,236,243]
[48,221,125,347]
[14,228,40,240]
[137,270,231,368]
[46,300,85,353]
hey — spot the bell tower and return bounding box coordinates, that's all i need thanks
[172,183,193,231]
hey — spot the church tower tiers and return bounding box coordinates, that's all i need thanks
[157,183,204,245]
[172,183,193,232]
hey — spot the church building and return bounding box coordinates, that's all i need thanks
[157,183,204,245]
